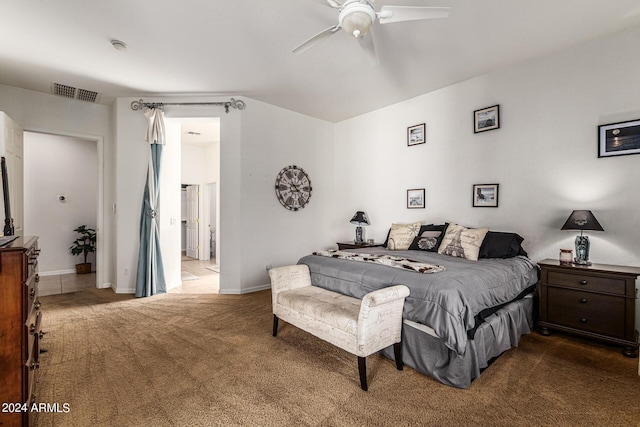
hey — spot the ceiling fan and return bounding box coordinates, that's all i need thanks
[293,0,450,63]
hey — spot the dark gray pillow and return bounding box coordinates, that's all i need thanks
[478,231,527,258]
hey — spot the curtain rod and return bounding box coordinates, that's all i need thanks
[130,98,246,113]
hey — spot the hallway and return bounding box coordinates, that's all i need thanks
[170,255,219,294]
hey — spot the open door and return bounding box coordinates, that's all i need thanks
[185,184,199,259]
[0,112,23,236]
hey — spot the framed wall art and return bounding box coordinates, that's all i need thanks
[474,105,500,133]
[598,119,640,158]
[407,188,425,209]
[472,184,499,207]
[407,123,426,146]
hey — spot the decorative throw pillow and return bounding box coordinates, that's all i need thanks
[408,224,448,252]
[386,222,421,250]
[437,223,489,261]
[478,231,528,259]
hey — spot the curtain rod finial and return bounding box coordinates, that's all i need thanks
[131,99,145,111]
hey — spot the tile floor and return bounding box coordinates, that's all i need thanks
[38,255,219,296]
[39,272,97,296]
[170,255,219,294]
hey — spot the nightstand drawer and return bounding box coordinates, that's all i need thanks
[548,308,625,338]
[548,287,625,314]
[547,288,625,337]
[547,271,626,295]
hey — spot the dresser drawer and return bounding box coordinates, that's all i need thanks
[25,332,40,406]
[547,271,626,295]
[547,288,625,338]
[23,273,39,321]
[26,244,39,279]
[25,310,42,362]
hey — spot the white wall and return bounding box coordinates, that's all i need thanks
[205,142,220,261]
[114,98,241,293]
[24,132,97,274]
[335,26,640,329]
[181,143,206,184]
[160,121,182,291]
[114,97,334,294]
[0,84,114,288]
[335,26,640,267]
[237,99,335,292]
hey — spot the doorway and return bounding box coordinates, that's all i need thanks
[164,117,220,293]
[23,130,103,295]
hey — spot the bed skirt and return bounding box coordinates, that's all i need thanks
[379,293,534,389]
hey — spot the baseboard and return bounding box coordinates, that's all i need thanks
[111,283,135,294]
[39,269,78,276]
[220,283,271,295]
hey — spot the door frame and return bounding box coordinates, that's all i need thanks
[185,184,199,259]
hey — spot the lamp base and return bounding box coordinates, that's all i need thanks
[574,235,591,266]
[355,226,363,244]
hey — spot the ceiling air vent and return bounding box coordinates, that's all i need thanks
[51,83,101,103]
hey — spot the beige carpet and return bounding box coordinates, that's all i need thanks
[32,288,640,426]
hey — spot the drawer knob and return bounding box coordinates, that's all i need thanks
[579,280,588,285]
[35,274,40,283]
[29,288,36,299]
[580,298,588,304]
[29,323,37,334]
[34,301,42,310]
[29,361,40,370]
[39,331,47,339]
[580,318,588,323]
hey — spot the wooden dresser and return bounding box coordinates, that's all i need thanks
[0,236,41,427]
[538,258,640,357]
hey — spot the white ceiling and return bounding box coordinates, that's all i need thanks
[179,118,220,147]
[1,1,639,123]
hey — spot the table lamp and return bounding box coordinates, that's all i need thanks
[350,211,370,244]
[561,210,604,265]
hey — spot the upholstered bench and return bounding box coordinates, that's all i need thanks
[268,264,410,391]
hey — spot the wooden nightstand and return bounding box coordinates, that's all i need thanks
[337,242,384,250]
[537,259,640,357]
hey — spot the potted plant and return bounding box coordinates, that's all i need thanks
[70,225,96,274]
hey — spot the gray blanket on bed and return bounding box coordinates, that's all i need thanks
[298,248,538,355]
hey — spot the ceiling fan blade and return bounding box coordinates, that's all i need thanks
[357,33,379,66]
[292,25,342,55]
[326,0,342,8]
[378,6,450,24]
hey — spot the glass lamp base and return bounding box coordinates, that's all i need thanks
[574,235,591,265]
[355,226,363,244]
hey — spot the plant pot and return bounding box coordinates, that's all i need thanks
[76,263,92,274]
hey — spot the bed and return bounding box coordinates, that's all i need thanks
[298,225,539,389]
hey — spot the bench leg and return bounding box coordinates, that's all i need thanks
[358,356,368,391]
[272,315,279,337]
[393,342,403,371]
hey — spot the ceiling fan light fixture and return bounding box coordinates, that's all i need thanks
[339,4,376,38]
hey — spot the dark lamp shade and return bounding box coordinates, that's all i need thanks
[561,210,604,232]
[350,211,370,226]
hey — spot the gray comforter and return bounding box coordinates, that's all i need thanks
[298,248,538,355]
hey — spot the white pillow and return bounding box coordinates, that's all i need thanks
[437,223,489,261]
[387,222,421,250]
